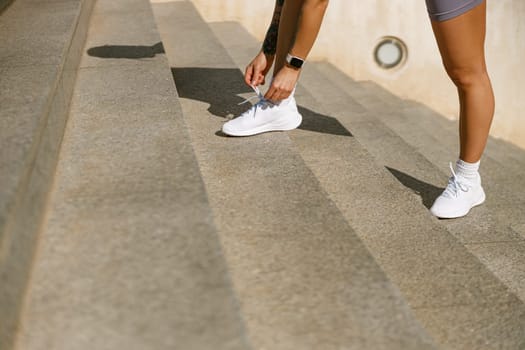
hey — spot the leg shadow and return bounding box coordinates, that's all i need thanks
[87,42,165,59]
[171,67,352,137]
[298,106,352,136]
[386,167,443,209]
[172,67,250,119]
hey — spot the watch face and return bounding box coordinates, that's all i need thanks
[289,57,304,68]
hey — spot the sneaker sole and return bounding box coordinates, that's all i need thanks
[432,191,486,219]
[222,112,302,137]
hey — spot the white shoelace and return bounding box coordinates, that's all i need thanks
[443,162,470,198]
[238,85,274,118]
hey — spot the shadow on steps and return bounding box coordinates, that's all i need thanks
[172,67,353,137]
[386,167,443,209]
[87,42,165,59]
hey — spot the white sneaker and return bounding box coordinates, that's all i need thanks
[222,85,302,137]
[430,163,486,219]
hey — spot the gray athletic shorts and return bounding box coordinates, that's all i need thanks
[426,0,484,21]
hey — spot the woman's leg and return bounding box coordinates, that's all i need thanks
[223,0,328,136]
[431,1,495,163]
[267,0,329,101]
[274,0,303,76]
[222,1,305,137]
[429,1,494,218]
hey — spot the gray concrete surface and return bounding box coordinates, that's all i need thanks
[15,0,249,349]
[210,20,525,349]
[153,2,439,349]
[0,0,94,349]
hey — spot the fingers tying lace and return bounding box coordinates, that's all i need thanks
[238,85,275,118]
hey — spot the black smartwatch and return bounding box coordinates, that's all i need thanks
[286,53,304,69]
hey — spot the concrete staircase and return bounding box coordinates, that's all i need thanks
[2,0,525,349]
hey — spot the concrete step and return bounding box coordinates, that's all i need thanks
[208,20,525,349]
[0,0,95,348]
[313,64,525,302]
[15,1,249,349]
[152,2,439,349]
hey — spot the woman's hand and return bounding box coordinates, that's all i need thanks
[245,51,275,87]
[264,65,300,102]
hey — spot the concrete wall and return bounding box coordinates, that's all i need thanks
[191,0,525,149]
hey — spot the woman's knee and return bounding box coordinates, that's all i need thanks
[445,64,488,90]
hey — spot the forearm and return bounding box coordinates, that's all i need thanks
[289,0,329,59]
[262,0,285,55]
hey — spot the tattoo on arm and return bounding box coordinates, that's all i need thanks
[262,0,285,55]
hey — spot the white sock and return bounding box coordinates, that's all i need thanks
[455,159,481,184]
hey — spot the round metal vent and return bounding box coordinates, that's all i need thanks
[374,37,407,70]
